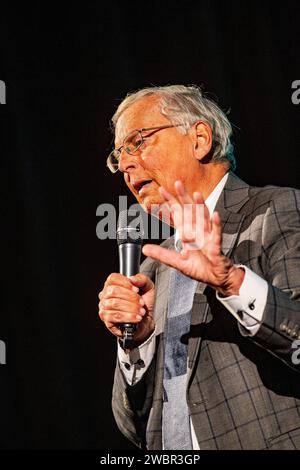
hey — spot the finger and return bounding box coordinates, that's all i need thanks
[109,325,123,338]
[158,185,178,204]
[142,244,186,272]
[173,183,194,241]
[179,209,195,243]
[157,202,173,226]
[102,285,141,303]
[193,190,204,205]
[174,180,193,205]
[102,317,123,334]
[191,193,206,248]
[193,191,210,234]
[100,297,145,316]
[175,184,202,243]
[104,320,135,338]
[104,273,139,292]
[158,187,184,218]
[159,186,186,231]
[210,211,222,256]
[129,273,154,292]
[99,309,144,324]
[98,297,144,314]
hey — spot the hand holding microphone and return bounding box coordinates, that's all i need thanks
[116,209,144,348]
[98,210,155,350]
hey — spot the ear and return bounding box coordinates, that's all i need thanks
[190,121,213,162]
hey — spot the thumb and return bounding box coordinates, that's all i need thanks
[129,273,154,293]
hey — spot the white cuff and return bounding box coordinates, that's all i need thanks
[216,265,268,336]
[117,328,156,385]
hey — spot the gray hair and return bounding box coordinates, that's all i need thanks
[112,84,236,171]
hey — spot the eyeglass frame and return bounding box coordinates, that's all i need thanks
[106,124,181,173]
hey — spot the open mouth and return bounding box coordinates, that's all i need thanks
[133,180,153,194]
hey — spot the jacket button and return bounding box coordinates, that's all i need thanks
[249,300,256,310]
[136,359,145,367]
[124,363,131,370]
[292,324,299,337]
[280,318,288,332]
[287,321,295,336]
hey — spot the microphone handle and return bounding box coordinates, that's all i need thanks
[118,243,141,349]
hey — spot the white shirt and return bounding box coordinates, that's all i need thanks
[118,172,268,449]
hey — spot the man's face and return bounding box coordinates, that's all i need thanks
[115,96,200,213]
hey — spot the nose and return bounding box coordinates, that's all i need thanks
[118,151,140,174]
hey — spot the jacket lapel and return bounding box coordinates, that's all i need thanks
[194,172,249,294]
[187,172,250,372]
[152,173,251,381]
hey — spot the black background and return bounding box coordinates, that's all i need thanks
[0,1,299,450]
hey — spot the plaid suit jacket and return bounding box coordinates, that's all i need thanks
[112,172,300,450]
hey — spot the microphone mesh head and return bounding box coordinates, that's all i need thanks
[117,209,143,246]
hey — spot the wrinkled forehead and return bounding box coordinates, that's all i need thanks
[114,96,168,146]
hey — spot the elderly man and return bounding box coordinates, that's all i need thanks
[99,85,300,450]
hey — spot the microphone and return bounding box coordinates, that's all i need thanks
[117,209,144,349]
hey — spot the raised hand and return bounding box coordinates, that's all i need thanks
[143,180,244,296]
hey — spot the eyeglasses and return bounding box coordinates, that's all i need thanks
[106,124,180,173]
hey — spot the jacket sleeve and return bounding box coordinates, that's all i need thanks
[240,188,300,372]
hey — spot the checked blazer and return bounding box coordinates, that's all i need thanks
[112,172,300,450]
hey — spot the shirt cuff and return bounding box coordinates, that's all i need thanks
[117,329,156,385]
[216,265,268,336]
